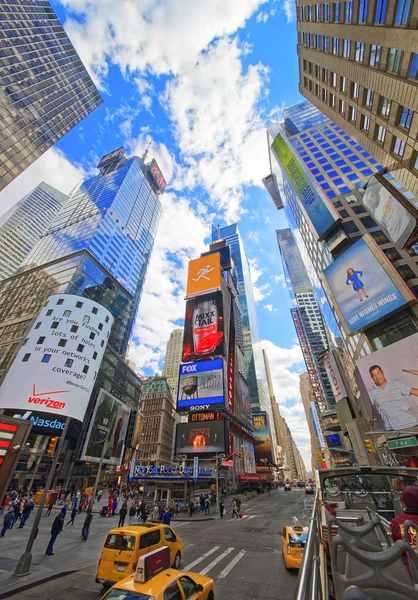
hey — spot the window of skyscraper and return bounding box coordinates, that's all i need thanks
[331,93,336,108]
[364,89,374,107]
[355,42,365,62]
[76,301,83,309]
[46,309,53,316]
[36,337,46,345]
[393,137,406,157]
[398,106,414,129]
[369,45,381,67]
[379,97,391,117]
[349,106,357,122]
[22,353,31,363]
[42,354,51,363]
[58,339,67,348]
[395,0,412,25]
[343,40,351,58]
[316,4,321,20]
[408,53,418,80]
[358,0,369,22]
[324,35,330,51]
[351,82,359,99]
[333,37,339,54]
[57,299,64,306]
[387,48,403,73]
[324,3,330,21]
[334,2,340,22]
[71,325,79,333]
[51,322,59,330]
[65,359,74,368]
[374,0,388,24]
[339,99,346,114]
[345,1,353,22]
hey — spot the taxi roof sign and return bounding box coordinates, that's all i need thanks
[134,545,170,583]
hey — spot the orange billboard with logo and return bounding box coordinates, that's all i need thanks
[186,253,221,298]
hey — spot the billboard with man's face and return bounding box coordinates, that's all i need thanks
[355,332,418,431]
[322,236,410,334]
[363,175,418,249]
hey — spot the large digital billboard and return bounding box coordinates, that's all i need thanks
[322,236,410,334]
[242,439,256,474]
[252,412,274,468]
[82,389,130,465]
[355,332,418,432]
[0,294,112,422]
[271,129,339,240]
[363,174,418,249]
[186,253,221,298]
[182,290,224,362]
[177,358,225,412]
[175,421,226,455]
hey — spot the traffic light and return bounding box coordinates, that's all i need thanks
[364,439,376,454]
[47,436,59,458]
[237,452,243,459]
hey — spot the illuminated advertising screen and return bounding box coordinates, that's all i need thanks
[323,236,408,334]
[355,332,418,432]
[82,389,130,465]
[271,129,339,239]
[177,358,225,412]
[182,291,224,362]
[175,420,226,455]
[252,412,273,468]
[242,439,256,474]
[363,174,418,249]
[186,253,221,298]
[146,158,167,194]
[97,147,125,170]
[326,433,341,448]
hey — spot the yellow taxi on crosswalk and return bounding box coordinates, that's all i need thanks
[101,546,215,600]
[281,522,308,570]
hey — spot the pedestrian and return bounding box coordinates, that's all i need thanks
[11,503,21,527]
[219,500,225,519]
[205,497,210,515]
[45,513,64,555]
[141,507,148,523]
[112,498,118,516]
[175,501,180,517]
[108,495,113,517]
[152,504,159,521]
[66,505,77,527]
[0,507,14,537]
[231,497,238,519]
[236,497,241,513]
[118,503,127,527]
[128,503,136,525]
[97,488,103,502]
[46,501,54,516]
[19,501,34,528]
[60,505,67,519]
[81,508,93,541]
[162,508,171,525]
[188,500,194,518]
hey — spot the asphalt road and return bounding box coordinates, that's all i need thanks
[5,488,312,600]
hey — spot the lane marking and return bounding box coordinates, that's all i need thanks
[241,515,249,519]
[200,547,234,576]
[173,522,190,528]
[247,515,256,520]
[184,546,220,571]
[218,549,246,579]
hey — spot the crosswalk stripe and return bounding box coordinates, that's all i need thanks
[184,546,220,571]
[241,514,249,519]
[218,549,246,579]
[247,515,256,520]
[173,522,190,528]
[200,547,234,576]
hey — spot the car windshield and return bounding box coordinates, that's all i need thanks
[289,533,307,544]
[105,534,136,551]
[103,590,154,600]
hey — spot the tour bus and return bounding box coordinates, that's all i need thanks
[294,466,418,599]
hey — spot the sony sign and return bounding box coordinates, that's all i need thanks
[323,350,348,402]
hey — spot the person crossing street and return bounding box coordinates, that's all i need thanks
[45,513,64,555]
[231,496,239,519]
[81,508,93,541]
[66,505,77,527]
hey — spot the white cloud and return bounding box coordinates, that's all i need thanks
[282,0,296,22]
[264,303,278,312]
[128,192,209,373]
[271,273,285,283]
[262,339,311,466]
[248,230,260,243]
[0,148,85,218]
[248,257,271,302]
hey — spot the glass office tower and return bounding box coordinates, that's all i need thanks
[283,100,328,136]
[0,147,163,377]
[0,0,102,190]
[277,228,335,409]
[211,224,277,447]
[0,182,68,281]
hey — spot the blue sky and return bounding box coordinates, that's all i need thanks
[0,0,312,465]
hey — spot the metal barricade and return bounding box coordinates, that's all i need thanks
[293,492,323,600]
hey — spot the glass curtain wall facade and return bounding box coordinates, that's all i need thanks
[267,104,418,361]
[0,182,68,281]
[0,149,162,380]
[0,0,102,190]
[211,224,277,443]
[277,228,335,408]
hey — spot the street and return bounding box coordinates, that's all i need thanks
[1,488,311,600]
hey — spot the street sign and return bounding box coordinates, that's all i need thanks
[387,437,418,449]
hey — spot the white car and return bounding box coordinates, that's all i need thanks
[305,485,314,495]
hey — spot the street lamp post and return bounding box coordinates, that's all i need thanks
[14,418,70,577]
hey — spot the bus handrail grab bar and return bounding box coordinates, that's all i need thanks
[293,492,321,600]
[366,506,391,529]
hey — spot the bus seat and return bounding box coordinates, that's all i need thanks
[328,516,392,555]
[403,520,418,556]
[343,586,371,600]
[331,537,418,600]
[391,490,404,516]
[347,492,377,511]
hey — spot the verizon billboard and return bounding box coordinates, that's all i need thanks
[0,294,113,422]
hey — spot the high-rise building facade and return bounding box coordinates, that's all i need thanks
[211,224,277,447]
[0,182,68,281]
[0,1,102,191]
[296,0,418,198]
[300,373,323,472]
[162,328,184,403]
[277,228,335,408]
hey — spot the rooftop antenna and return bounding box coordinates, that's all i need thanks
[217,224,221,240]
[141,140,152,162]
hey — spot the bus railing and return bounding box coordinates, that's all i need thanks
[293,492,323,600]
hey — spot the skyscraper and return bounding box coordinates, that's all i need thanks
[277,228,335,408]
[300,373,323,472]
[296,0,418,198]
[0,0,102,190]
[162,328,184,403]
[0,182,68,281]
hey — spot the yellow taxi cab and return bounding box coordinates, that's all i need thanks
[281,523,308,570]
[102,546,215,600]
[96,523,183,587]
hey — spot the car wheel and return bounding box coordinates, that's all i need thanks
[208,591,214,600]
[173,551,181,569]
